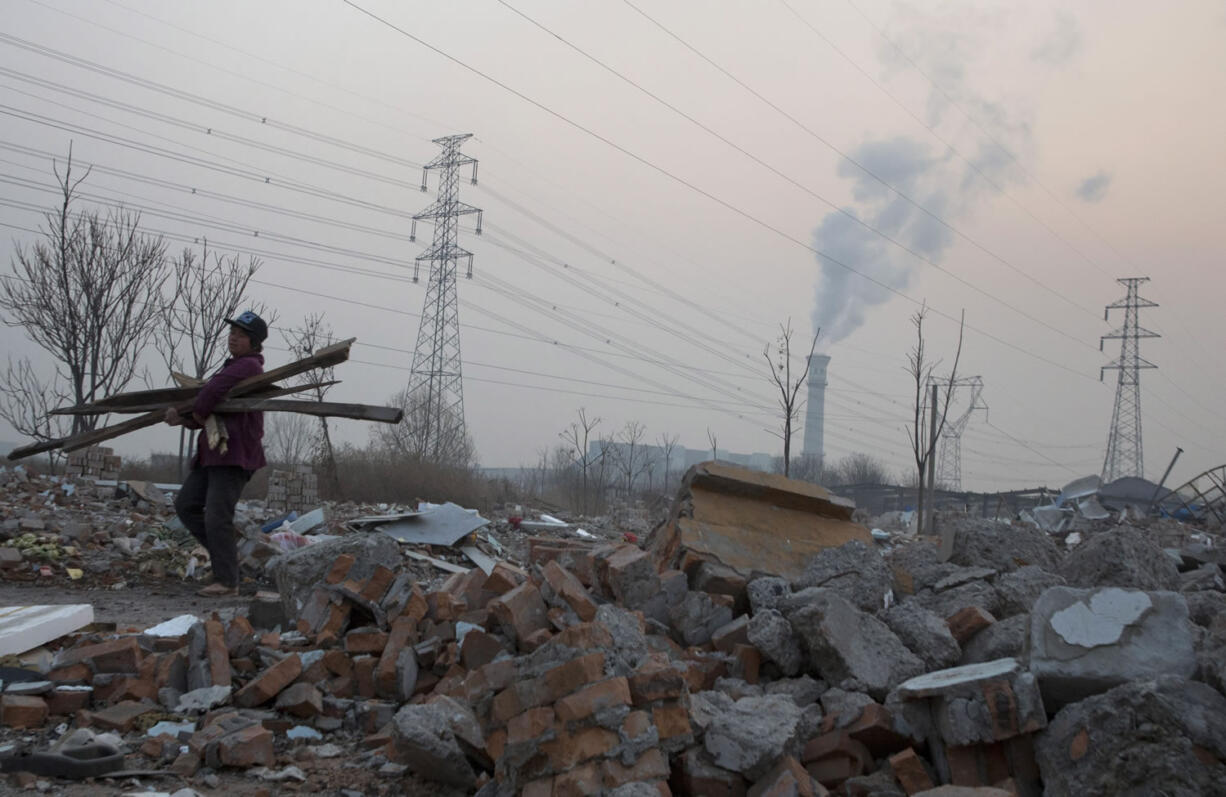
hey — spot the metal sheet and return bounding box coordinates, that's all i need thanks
[377,502,489,546]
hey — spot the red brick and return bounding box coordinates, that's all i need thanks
[45,687,91,715]
[553,621,616,651]
[325,554,355,584]
[323,649,353,677]
[204,619,230,688]
[484,561,529,594]
[887,748,934,795]
[602,545,656,605]
[485,727,507,762]
[629,663,685,705]
[543,560,598,622]
[399,584,428,622]
[224,615,255,654]
[275,682,322,718]
[169,751,200,777]
[521,628,552,652]
[218,723,275,768]
[653,701,692,742]
[555,677,631,723]
[521,778,553,797]
[747,756,825,797]
[353,655,376,699]
[1069,728,1089,761]
[802,731,871,788]
[604,747,671,787]
[1,695,48,728]
[846,704,908,757]
[47,662,92,684]
[375,616,416,699]
[623,709,652,739]
[541,652,606,704]
[947,745,985,787]
[555,762,602,797]
[234,653,302,707]
[360,565,395,603]
[508,706,556,747]
[345,627,390,655]
[488,581,550,646]
[319,602,352,638]
[58,637,142,673]
[732,644,760,685]
[89,700,153,732]
[540,725,618,771]
[946,606,996,645]
[458,627,505,671]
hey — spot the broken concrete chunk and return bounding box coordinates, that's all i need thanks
[748,576,792,614]
[795,540,894,613]
[788,591,925,700]
[950,522,1062,573]
[392,702,477,788]
[1035,676,1226,797]
[913,580,1002,620]
[1029,586,1196,708]
[668,590,734,647]
[895,658,1046,745]
[993,565,1066,618]
[960,614,1028,665]
[703,694,804,781]
[488,581,550,647]
[882,601,961,671]
[1059,527,1180,591]
[748,609,805,677]
[603,545,661,610]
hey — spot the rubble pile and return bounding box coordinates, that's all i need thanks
[1,461,1224,796]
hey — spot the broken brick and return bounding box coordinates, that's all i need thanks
[488,581,550,645]
[345,627,390,655]
[653,701,693,742]
[484,561,529,594]
[543,560,598,621]
[275,682,323,718]
[234,653,302,707]
[325,554,355,584]
[1,695,48,729]
[89,700,153,732]
[946,606,997,645]
[204,618,230,688]
[629,662,686,705]
[711,615,750,653]
[359,565,395,603]
[846,703,908,757]
[57,637,142,674]
[540,725,619,771]
[555,677,631,723]
[888,747,935,795]
[376,616,416,699]
[747,756,826,797]
[218,723,275,768]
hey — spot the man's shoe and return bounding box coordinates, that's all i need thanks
[196,582,238,597]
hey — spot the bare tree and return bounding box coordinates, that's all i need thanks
[656,432,679,490]
[707,427,718,461]
[905,304,965,539]
[834,452,892,486]
[265,412,314,466]
[559,408,603,513]
[375,385,475,469]
[155,239,265,475]
[0,358,70,469]
[764,319,820,477]
[0,148,169,434]
[614,420,650,498]
[283,313,340,496]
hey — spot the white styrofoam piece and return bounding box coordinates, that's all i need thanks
[143,614,200,637]
[0,604,94,656]
[289,507,326,534]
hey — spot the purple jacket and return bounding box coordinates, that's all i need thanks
[187,353,267,472]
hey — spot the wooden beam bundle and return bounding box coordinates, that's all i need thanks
[6,337,404,461]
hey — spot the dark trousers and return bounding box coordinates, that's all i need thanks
[175,466,251,588]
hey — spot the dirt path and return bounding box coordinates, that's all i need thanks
[0,580,251,630]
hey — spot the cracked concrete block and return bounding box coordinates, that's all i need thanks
[392,702,476,788]
[747,609,804,677]
[270,533,401,621]
[748,576,793,614]
[883,601,961,670]
[1029,586,1196,708]
[950,522,1062,573]
[789,591,925,701]
[913,580,1002,620]
[668,591,733,647]
[994,565,1066,617]
[895,657,1046,746]
[960,613,1028,665]
[1035,676,1226,797]
[703,694,804,781]
[794,540,894,613]
[1059,527,1180,591]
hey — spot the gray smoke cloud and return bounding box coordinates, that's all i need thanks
[1076,171,1112,202]
[811,2,1046,346]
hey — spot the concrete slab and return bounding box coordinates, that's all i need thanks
[0,604,94,656]
[896,658,1020,699]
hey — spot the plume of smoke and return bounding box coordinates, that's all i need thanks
[811,1,1061,346]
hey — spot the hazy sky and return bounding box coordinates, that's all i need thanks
[1,0,1223,493]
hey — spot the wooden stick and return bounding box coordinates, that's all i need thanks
[217,398,402,424]
[50,381,340,415]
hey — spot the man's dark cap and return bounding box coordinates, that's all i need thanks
[225,310,268,344]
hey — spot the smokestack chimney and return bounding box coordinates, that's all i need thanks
[802,354,830,471]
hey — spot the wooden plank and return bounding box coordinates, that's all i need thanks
[219,398,402,424]
[8,339,356,460]
[51,381,339,415]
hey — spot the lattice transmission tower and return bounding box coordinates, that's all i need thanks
[407,134,482,461]
[1100,277,1158,482]
[931,376,987,491]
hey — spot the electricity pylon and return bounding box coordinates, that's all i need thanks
[406,134,482,461]
[931,376,987,491]
[1100,277,1158,482]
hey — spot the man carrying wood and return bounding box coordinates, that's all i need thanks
[165,311,269,597]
